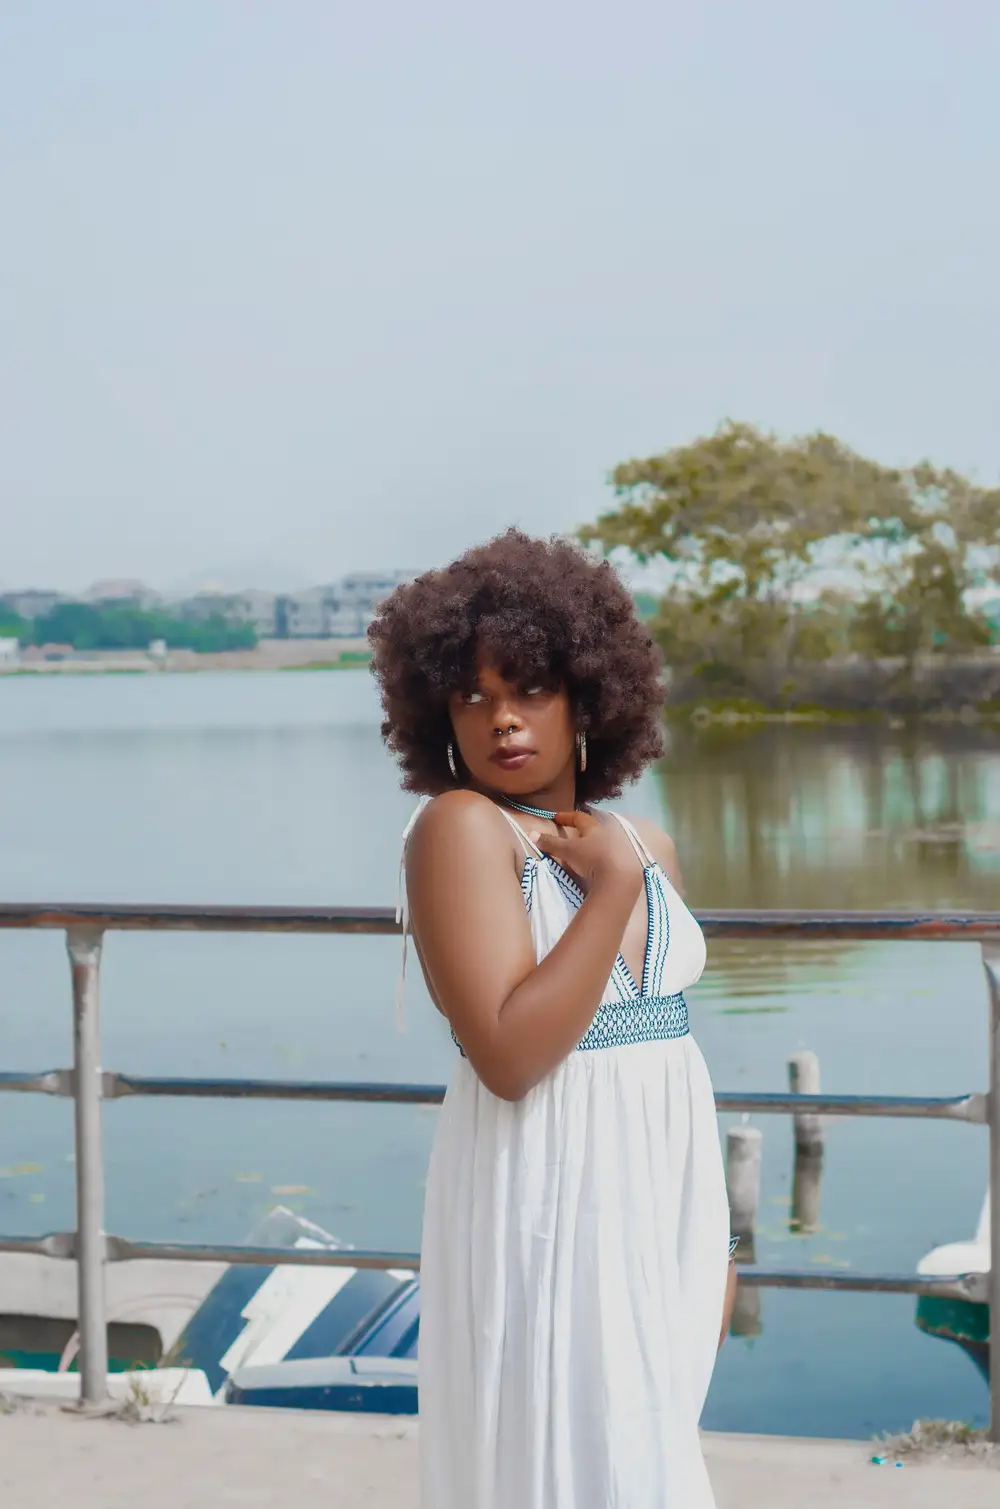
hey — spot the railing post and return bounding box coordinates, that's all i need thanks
[984,942,1000,1444]
[67,927,109,1406]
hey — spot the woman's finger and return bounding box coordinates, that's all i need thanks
[535,832,580,867]
[552,810,599,834]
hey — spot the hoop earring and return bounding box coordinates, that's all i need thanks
[447,741,458,781]
[577,730,587,773]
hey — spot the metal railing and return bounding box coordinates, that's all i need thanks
[0,903,997,1438]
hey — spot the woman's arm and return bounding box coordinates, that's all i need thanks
[406,793,643,1102]
[719,1259,737,1350]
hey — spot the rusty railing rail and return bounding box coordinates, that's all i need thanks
[0,904,996,1437]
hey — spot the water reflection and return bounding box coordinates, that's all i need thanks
[654,724,1000,912]
[653,722,997,1434]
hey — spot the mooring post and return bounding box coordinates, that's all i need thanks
[726,1121,762,1238]
[788,1050,824,1157]
[67,927,110,1407]
[729,1233,763,1339]
[791,1148,824,1234]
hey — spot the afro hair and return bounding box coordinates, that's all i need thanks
[369,529,664,802]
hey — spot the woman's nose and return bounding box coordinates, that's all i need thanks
[492,704,522,736]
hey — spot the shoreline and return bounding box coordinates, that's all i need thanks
[4,667,1000,728]
[671,710,1000,728]
[0,661,370,677]
[0,636,373,677]
[666,699,1000,729]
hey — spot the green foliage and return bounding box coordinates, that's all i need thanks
[582,421,1000,679]
[0,604,31,643]
[30,603,257,653]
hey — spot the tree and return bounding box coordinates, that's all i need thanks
[31,603,257,653]
[0,602,31,643]
[580,422,999,690]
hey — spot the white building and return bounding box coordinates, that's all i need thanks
[322,570,411,637]
[232,590,279,638]
[277,572,411,639]
[173,588,278,637]
[278,587,329,638]
[83,579,160,609]
[1,589,63,620]
[335,571,410,608]
[174,590,229,623]
[0,637,20,665]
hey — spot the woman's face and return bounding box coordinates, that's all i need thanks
[448,657,576,798]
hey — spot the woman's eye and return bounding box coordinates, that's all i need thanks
[524,686,545,697]
[462,690,485,705]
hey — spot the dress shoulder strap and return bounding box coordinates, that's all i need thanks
[494,805,544,860]
[607,810,655,867]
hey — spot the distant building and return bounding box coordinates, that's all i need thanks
[276,571,411,639]
[0,637,19,665]
[21,642,75,663]
[231,590,279,638]
[0,589,63,621]
[324,602,370,637]
[175,590,238,624]
[336,571,410,608]
[170,588,276,637]
[277,587,329,638]
[83,579,160,609]
[322,571,405,636]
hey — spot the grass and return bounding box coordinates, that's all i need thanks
[279,658,371,672]
[665,699,1000,728]
[875,1419,997,1462]
[114,1368,183,1425]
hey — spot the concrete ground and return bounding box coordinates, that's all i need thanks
[0,1404,996,1509]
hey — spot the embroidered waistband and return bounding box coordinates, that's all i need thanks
[576,992,689,1051]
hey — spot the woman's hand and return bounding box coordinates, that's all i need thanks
[718,1258,737,1351]
[533,810,641,887]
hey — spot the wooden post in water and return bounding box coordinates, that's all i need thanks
[726,1122,762,1238]
[788,1050,824,1156]
[729,1233,762,1339]
[789,1051,824,1233]
[791,1148,824,1233]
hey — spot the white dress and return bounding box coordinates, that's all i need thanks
[407,804,731,1509]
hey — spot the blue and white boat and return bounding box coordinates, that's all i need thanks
[0,1207,419,1413]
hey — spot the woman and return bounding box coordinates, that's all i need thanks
[370,529,736,1509]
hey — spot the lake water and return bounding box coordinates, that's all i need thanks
[1,671,997,1438]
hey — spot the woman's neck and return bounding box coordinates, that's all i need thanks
[472,776,577,814]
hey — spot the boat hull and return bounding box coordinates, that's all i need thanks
[915,1295,989,1384]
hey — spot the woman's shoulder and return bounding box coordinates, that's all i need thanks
[407,789,518,857]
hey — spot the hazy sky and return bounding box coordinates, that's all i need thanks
[2,1,997,593]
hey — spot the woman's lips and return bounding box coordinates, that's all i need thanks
[490,748,533,771]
